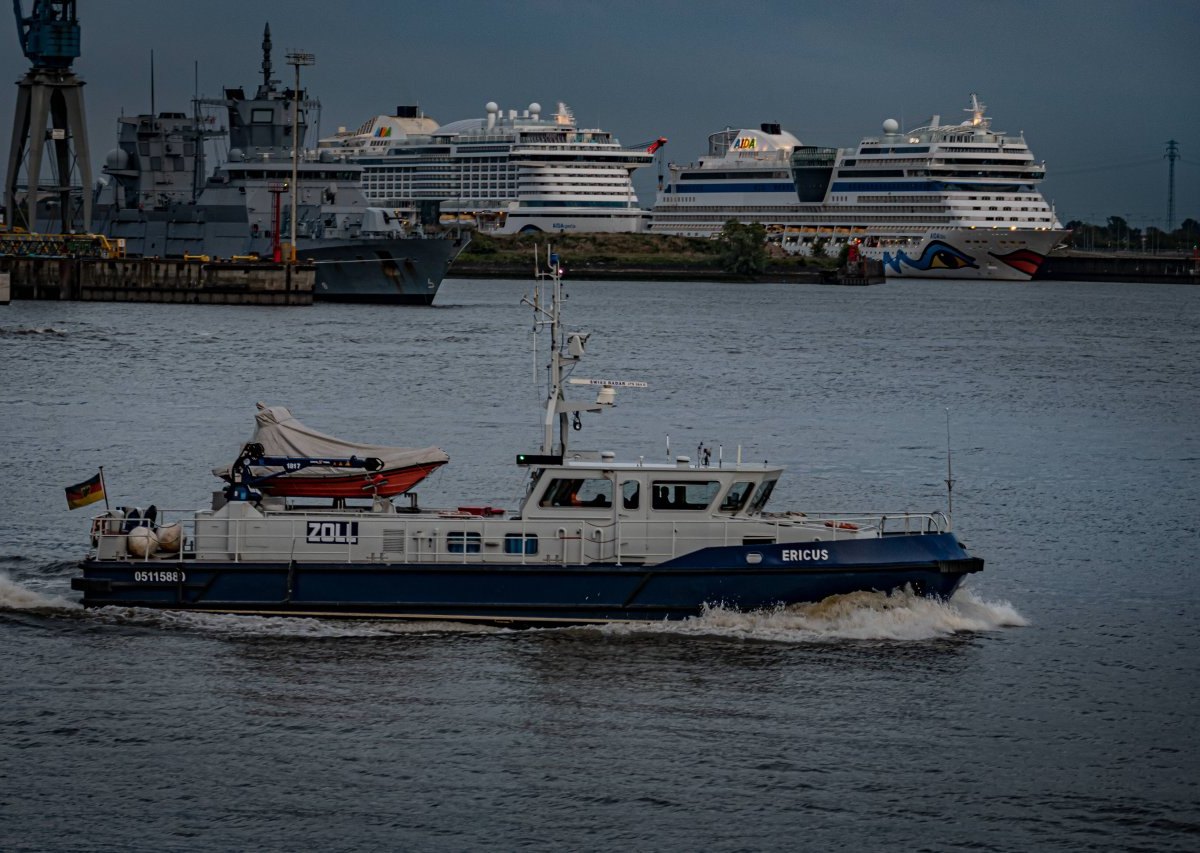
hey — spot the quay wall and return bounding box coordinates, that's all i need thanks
[0,256,314,305]
[1035,253,1199,284]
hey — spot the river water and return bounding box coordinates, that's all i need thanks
[1,276,1197,851]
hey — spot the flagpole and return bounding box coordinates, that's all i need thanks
[99,466,110,510]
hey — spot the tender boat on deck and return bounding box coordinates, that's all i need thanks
[213,404,448,499]
[72,250,983,625]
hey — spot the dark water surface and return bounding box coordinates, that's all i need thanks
[1,277,1197,851]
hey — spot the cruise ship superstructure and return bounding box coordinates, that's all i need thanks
[320,102,658,234]
[650,95,1067,280]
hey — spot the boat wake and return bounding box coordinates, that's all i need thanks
[0,570,79,612]
[2,570,1022,643]
[596,587,1027,643]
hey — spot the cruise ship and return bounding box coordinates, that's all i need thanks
[649,95,1067,280]
[319,102,659,234]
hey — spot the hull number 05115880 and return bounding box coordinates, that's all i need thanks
[133,570,186,582]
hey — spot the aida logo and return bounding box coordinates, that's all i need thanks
[882,240,978,274]
[732,137,757,150]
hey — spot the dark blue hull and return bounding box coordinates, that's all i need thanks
[72,534,982,625]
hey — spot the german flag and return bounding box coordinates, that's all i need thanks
[65,472,105,510]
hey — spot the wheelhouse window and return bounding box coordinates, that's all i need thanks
[651,480,721,511]
[720,481,756,513]
[539,477,613,508]
[504,533,538,555]
[621,480,640,510]
[747,480,777,514]
[447,532,481,553]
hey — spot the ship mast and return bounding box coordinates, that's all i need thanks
[521,247,644,463]
[523,247,596,458]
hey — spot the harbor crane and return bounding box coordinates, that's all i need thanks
[4,0,93,232]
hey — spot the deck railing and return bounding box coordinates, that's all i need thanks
[88,506,951,566]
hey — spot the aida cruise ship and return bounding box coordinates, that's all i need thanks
[650,95,1067,279]
[319,102,656,234]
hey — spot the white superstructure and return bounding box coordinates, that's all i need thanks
[319,102,656,234]
[650,95,1068,280]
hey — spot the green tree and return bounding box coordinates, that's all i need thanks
[717,219,768,276]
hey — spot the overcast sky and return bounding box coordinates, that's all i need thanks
[4,0,1198,228]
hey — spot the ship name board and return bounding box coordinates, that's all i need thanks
[781,548,830,561]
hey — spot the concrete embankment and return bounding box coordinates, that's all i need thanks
[1035,253,1199,284]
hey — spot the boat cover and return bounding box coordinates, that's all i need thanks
[214,403,449,480]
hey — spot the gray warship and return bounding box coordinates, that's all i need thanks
[92,25,468,304]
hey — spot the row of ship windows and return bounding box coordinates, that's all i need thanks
[836,170,1044,180]
[364,167,632,177]
[663,198,1051,215]
[846,157,1035,167]
[653,212,1054,224]
[365,179,632,190]
[856,195,1046,203]
[368,190,639,201]
[363,151,637,163]
[826,194,1046,204]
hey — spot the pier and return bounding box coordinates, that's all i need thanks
[1036,252,1200,284]
[0,254,314,304]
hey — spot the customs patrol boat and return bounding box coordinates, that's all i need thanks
[72,250,983,625]
[650,94,1067,280]
[91,25,467,304]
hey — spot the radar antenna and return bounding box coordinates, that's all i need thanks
[965,93,989,128]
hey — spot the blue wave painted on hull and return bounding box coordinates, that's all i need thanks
[882,240,979,275]
[74,533,981,624]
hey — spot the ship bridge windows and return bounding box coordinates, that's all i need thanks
[680,170,787,180]
[835,169,905,178]
[747,480,777,514]
[650,480,721,511]
[540,477,613,508]
[859,146,930,154]
[719,481,756,513]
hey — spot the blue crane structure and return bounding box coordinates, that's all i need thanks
[4,0,94,233]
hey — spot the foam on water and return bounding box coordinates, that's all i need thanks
[0,571,79,611]
[595,587,1027,643]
